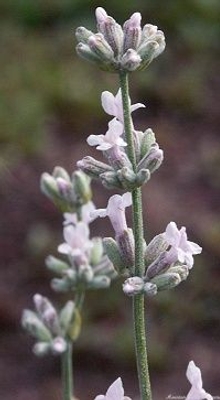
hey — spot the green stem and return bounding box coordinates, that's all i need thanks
[61,341,73,400]
[119,70,152,400]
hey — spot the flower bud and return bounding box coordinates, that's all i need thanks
[116,229,135,273]
[88,33,115,63]
[93,255,117,279]
[117,167,137,189]
[53,166,71,182]
[51,337,67,354]
[33,342,51,357]
[121,49,141,71]
[78,264,94,283]
[76,43,103,64]
[123,12,142,51]
[51,277,71,292]
[33,294,60,336]
[151,272,181,291]
[146,251,170,279]
[136,168,151,186]
[145,233,168,267]
[46,255,69,275]
[71,170,92,206]
[103,237,126,275]
[21,310,52,342]
[75,27,93,43]
[139,128,156,160]
[169,265,189,281]
[40,173,59,201]
[95,8,124,56]
[88,275,111,289]
[77,156,114,179]
[123,277,157,296]
[138,145,164,173]
[100,171,121,189]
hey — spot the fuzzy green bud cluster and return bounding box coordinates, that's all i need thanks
[21,295,80,356]
[41,167,92,212]
[75,7,165,73]
[47,237,117,293]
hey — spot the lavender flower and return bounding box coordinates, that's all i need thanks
[63,201,96,225]
[91,193,132,237]
[101,89,145,124]
[165,221,202,268]
[94,377,132,400]
[87,118,126,151]
[186,361,213,400]
[58,222,92,259]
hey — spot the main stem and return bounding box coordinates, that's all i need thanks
[119,71,152,400]
[61,341,73,400]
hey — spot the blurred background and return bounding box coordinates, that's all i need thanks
[0,0,220,399]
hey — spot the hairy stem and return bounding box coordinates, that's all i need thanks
[119,70,152,400]
[61,341,73,400]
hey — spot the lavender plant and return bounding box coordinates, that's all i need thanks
[21,7,213,400]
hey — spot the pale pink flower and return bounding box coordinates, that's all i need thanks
[87,119,126,151]
[165,222,202,268]
[58,222,92,257]
[91,193,132,237]
[63,201,96,225]
[94,377,132,400]
[186,361,213,400]
[101,89,145,124]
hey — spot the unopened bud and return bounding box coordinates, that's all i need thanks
[51,337,67,354]
[51,277,71,292]
[77,156,113,179]
[53,166,71,182]
[75,27,93,44]
[123,12,142,51]
[139,128,156,160]
[21,310,52,342]
[95,8,124,56]
[88,33,114,62]
[100,171,121,189]
[116,229,135,273]
[88,275,111,289]
[76,43,103,64]
[151,272,181,291]
[121,49,141,71]
[123,276,145,296]
[46,255,69,275]
[145,233,169,267]
[169,265,189,281]
[103,237,126,275]
[72,170,92,206]
[33,342,51,357]
[146,251,170,279]
[138,145,163,173]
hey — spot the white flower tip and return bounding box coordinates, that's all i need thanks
[95,7,108,22]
